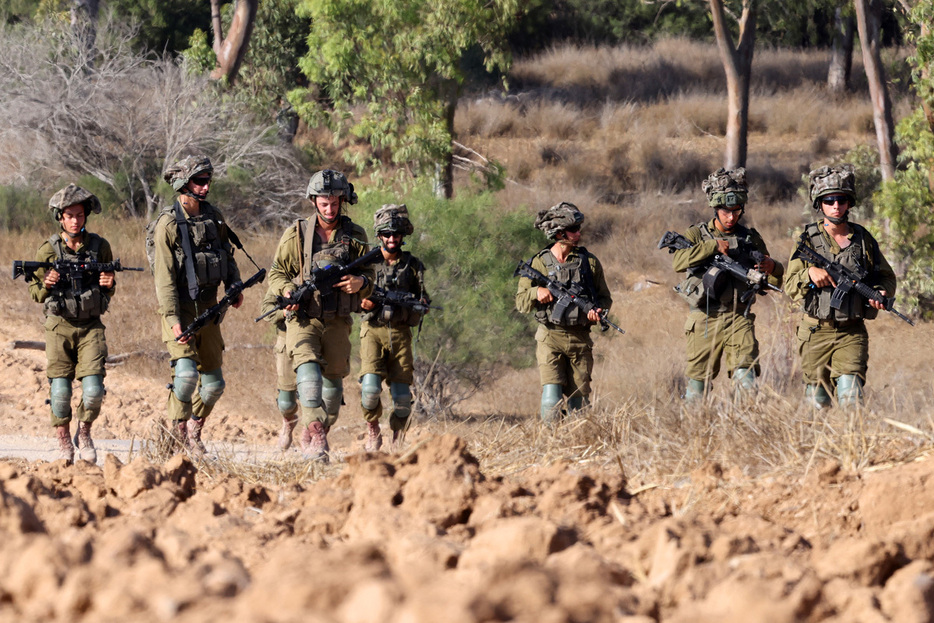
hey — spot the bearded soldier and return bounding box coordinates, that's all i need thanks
[153,155,243,456]
[785,164,897,408]
[358,205,430,451]
[515,202,613,423]
[671,168,783,401]
[268,169,375,462]
[26,185,114,462]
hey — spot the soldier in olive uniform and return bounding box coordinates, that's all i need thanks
[268,170,375,462]
[259,284,298,451]
[672,168,783,401]
[153,155,243,456]
[358,204,430,451]
[785,164,897,408]
[27,185,115,463]
[515,202,613,423]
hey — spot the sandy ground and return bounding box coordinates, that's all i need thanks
[4,316,934,622]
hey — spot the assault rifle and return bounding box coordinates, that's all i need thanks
[254,246,383,322]
[177,268,267,342]
[13,258,143,291]
[368,287,442,315]
[657,230,782,317]
[792,240,914,326]
[514,259,625,334]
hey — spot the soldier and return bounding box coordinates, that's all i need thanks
[259,284,299,450]
[785,164,897,408]
[268,169,375,462]
[671,168,783,401]
[26,185,114,463]
[515,202,613,423]
[153,155,242,456]
[358,204,430,451]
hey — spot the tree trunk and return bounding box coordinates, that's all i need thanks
[433,81,458,199]
[70,0,99,66]
[211,0,258,85]
[211,0,223,55]
[854,0,898,181]
[709,0,757,169]
[828,7,855,93]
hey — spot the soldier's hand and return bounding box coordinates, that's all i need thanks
[808,267,836,288]
[756,256,775,275]
[335,274,364,294]
[587,307,602,323]
[537,287,553,304]
[868,290,887,310]
[360,298,375,311]
[715,239,730,255]
[172,323,191,345]
[232,293,243,309]
[282,290,299,312]
[43,269,60,288]
[99,271,115,288]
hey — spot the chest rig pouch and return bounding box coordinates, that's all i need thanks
[802,223,878,321]
[296,217,362,319]
[367,253,423,327]
[676,223,755,311]
[533,248,595,327]
[187,212,228,292]
[44,234,109,321]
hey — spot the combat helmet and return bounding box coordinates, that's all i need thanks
[306,169,358,205]
[808,164,856,210]
[48,184,101,220]
[163,155,214,192]
[535,202,584,240]
[374,204,414,237]
[702,167,748,209]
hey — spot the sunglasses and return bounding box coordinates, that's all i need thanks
[380,232,403,239]
[190,176,212,186]
[820,195,849,206]
[564,225,581,234]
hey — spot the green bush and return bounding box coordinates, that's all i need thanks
[0,185,46,231]
[353,186,542,373]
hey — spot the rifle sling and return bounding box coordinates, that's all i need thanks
[174,201,200,301]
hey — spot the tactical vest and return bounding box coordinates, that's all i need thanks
[363,252,424,327]
[295,216,362,319]
[45,234,108,320]
[533,247,597,328]
[162,202,230,300]
[677,222,757,312]
[801,222,880,321]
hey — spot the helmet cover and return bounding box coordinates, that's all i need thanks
[534,202,585,240]
[163,155,213,192]
[306,169,358,205]
[48,184,101,220]
[808,163,856,208]
[702,167,748,208]
[374,203,414,236]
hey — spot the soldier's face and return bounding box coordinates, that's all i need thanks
[60,204,86,236]
[715,207,743,232]
[315,196,341,223]
[558,225,582,246]
[379,232,403,253]
[819,195,850,221]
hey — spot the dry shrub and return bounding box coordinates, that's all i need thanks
[455,98,521,138]
[747,163,798,204]
[521,101,593,140]
[635,143,709,193]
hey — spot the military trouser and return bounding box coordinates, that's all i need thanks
[796,317,868,395]
[161,309,225,422]
[684,309,759,383]
[535,324,594,401]
[44,316,107,427]
[275,329,298,392]
[288,315,353,427]
[359,322,415,428]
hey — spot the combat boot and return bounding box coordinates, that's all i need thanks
[73,421,97,463]
[278,416,297,451]
[56,424,75,463]
[364,421,382,452]
[302,421,329,463]
[186,417,206,459]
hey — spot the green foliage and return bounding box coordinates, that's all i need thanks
[0,185,46,231]
[289,0,518,186]
[183,28,215,74]
[102,0,210,55]
[356,186,541,371]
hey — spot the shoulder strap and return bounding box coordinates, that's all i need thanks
[296,218,308,279]
[48,234,64,260]
[576,246,599,301]
[173,201,200,300]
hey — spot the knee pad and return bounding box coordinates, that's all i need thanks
[172,358,199,403]
[805,384,832,410]
[567,394,585,412]
[81,375,105,412]
[733,367,756,391]
[684,378,706,402]
[836,375,864,408]
[321,377,343,416]
[50,378,73,420]
[360,374,383,411]
[277,390,298,418]
[296,363,322,409]
[389,382,412,420]
[199,369,226,407]
[540,384,563,423]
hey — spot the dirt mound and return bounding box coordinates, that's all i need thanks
[0,433,933,620]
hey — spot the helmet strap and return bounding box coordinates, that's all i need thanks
[824,212,849,225]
